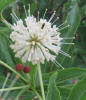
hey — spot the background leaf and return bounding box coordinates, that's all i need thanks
[46,72,61,100]
[56,68,86,84]
[0,0,15,18]
[57,0,81,67]
[0,0,86,99]
[79,91,86,100]
[67,75,86,100]
[0,33,15,67]
[43,68,86,84]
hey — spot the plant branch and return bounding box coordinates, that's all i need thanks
[0,85,29,92]
[37,63,45,100]
[0,60,28,83]
[32,88,43,100]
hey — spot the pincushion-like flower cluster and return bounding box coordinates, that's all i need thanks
[10,16,62,65]
[10,5,72,67]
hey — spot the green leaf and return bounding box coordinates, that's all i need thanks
[67,75,86,100]
[0,33,15,67]
[66,1,81,37]
[46,72,61,100]
[43,68,86,84]
[0,0,15,18]
[58,87,71,98]
[79,91,86,100]
[43,72,54,81]
[57,0,81,67]
[57,68,86,84]
[0,27,10,32]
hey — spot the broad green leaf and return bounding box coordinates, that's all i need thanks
[57,0,81,67]
[58,86,72,100]
[43,72,54,81]
[67,75,86,100]
[46,72,61,100]
[43,68,86,84]
[58,87,71,98]
[0,27,10,32]
[79,91,86,100]
[57,68,86,84]
[0,33,15,67]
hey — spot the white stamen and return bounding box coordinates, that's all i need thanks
[58,24,70,31]
[43,8,47,19]
[59,50,71,58]
[24,5,27,17]
[52,17,59,25]
[12,11,19,20]
[28,4,30,16]
[58,20,67,28]
[38,11,40,21]
[48,11,56,22]
[63,37,75,39]
[10,13,17,21]
[3,75,19,100]
[61,43,74,45]
[53,60,64,69]
[0,73,10,97]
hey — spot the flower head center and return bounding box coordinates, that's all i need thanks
[27,35,42,48]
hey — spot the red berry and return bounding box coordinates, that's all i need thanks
[15,64,24,72]
[23,66,30,73]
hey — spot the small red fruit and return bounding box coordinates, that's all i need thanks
[23,66,30,73]
[15,64,24,72]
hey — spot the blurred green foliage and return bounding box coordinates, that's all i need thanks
[0,0,86,100]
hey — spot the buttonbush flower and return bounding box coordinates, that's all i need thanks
[9,4,73,68]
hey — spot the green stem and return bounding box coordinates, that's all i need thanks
[32,88,42,100]
[0,85,29,92]
[37,63,45,100]
[1,10,12,28]
[0,60,27,83]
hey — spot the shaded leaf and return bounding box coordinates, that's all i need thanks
[68,75,86,100]
[0,33,15,67]
[79,91,86,100]
[43,68,86,84]
[57,0,81,67]
[0,0,15,18]
[57,68,86,84]
[46,72,61,100]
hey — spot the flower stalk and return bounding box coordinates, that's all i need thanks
[32,88,43,100]
[0,85,29,92]
[37,63,45,100]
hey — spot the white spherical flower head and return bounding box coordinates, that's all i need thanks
[10,5,72,67]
